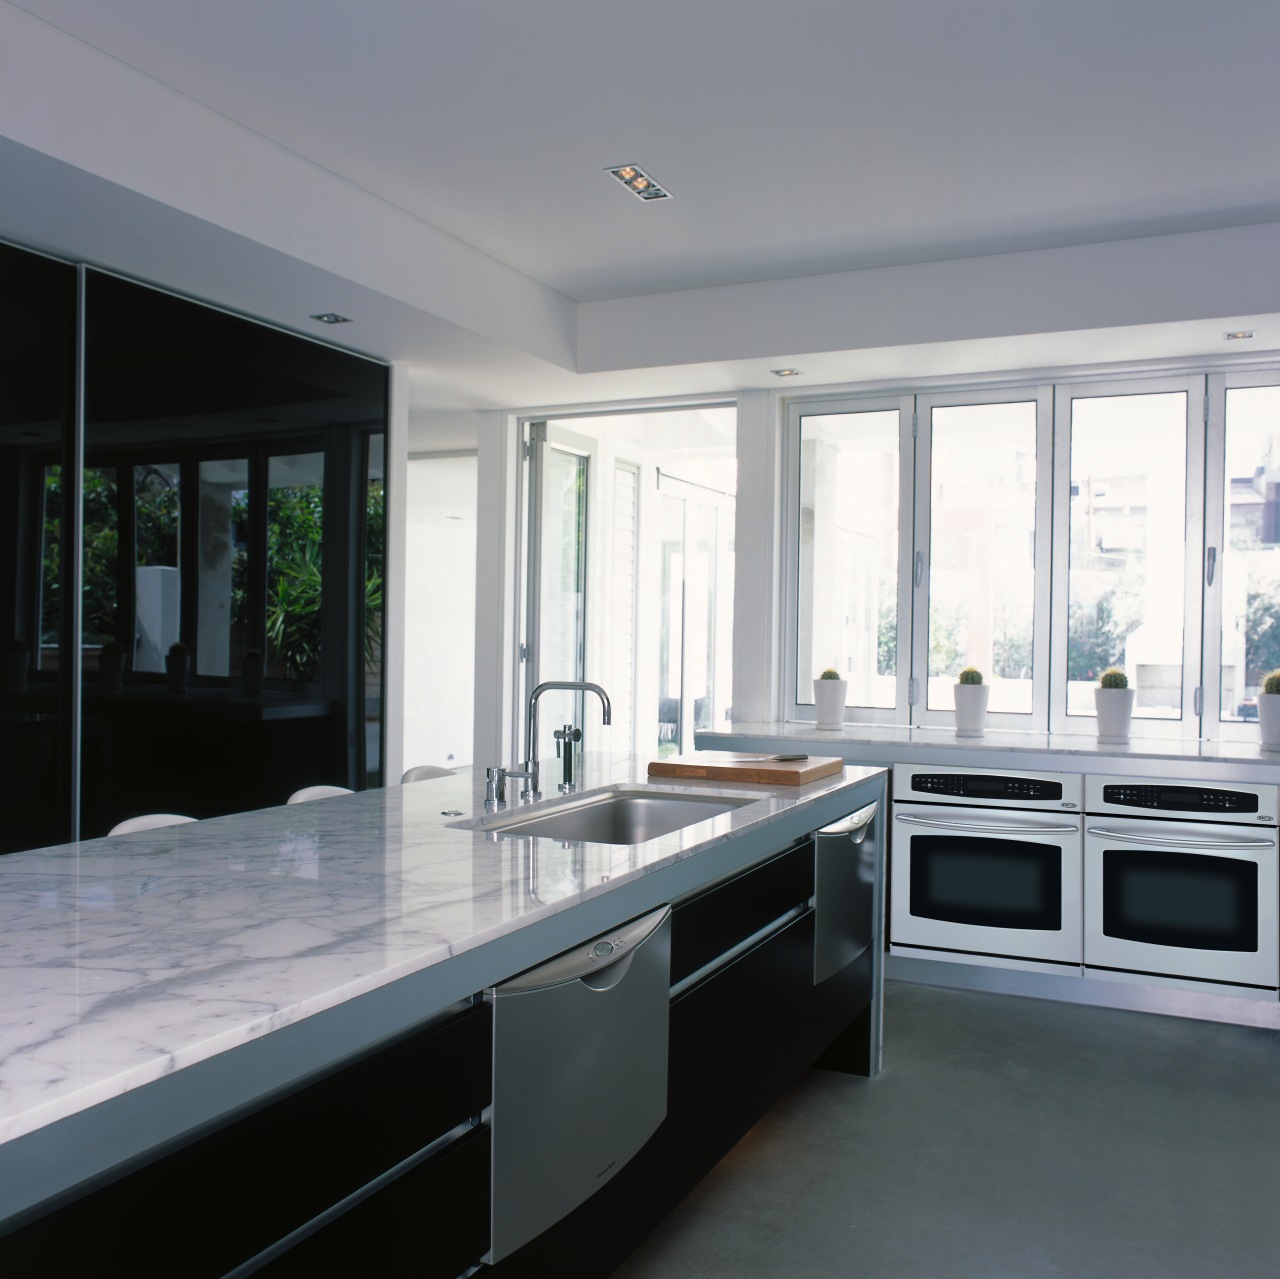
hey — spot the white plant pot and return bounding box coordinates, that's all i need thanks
[1258,694,1280,751]
[813,678,847,731]
[953,683,989,737]
[1094,686,1135,745]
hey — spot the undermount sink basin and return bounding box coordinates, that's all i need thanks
[472,789,753,845]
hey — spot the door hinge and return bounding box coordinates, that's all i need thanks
[912,410,918,439]
[519,643,529,663]
[1194,686,1203,717]
[908,677,918,705]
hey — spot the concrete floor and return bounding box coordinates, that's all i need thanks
[609,981,1280,1279]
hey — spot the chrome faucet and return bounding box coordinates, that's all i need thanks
[519,681,611,799]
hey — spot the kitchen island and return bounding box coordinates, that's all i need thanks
[0,756,885,1275]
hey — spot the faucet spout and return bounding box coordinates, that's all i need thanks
[522,681,612,798]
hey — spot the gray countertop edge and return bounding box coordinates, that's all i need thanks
[0,768,886,1229]
[698,724,1280,782]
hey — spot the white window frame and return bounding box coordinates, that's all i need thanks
[1048,373,1206,740]
[1204,368,1280,741]
[781,393,915,727]
[911,384,1054,732]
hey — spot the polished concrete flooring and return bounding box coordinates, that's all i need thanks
[610,981,1280,1279]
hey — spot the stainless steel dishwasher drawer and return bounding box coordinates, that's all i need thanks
[487,904,672,1264]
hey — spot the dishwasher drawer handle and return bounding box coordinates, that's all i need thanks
[497,904,671,993]
[895,813,1079,835]
[1086,826,1276,851]
[818,801,878,844]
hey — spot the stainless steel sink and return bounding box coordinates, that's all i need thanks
[473,789,753,845]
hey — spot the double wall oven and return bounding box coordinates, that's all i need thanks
[890,766,1084,969]
[890,764,1280,996]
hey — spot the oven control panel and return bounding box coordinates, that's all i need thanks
[892,764,1081,810]
[1085,775,1279,825]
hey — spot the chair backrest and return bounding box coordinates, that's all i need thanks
[401,765,455,784]
[286,784,355,804]
[108,813,198,836]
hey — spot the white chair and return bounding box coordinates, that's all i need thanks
[401,765,455,784]
[108,813,197,836]
[287,785,355,804]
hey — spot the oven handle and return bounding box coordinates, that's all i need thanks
[1086,825,1277,851]
[894,813,1080,835]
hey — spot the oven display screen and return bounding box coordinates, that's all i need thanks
[912,773,1063,801]
[1100,784,1258,814]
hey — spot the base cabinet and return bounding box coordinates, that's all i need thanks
[488,835,877,1278]
[0,1002,492,1276]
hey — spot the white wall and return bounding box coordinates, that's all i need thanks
[403,454,478,770]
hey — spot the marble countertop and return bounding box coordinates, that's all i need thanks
[0,754,883,1219]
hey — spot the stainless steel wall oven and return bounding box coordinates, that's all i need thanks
[890,766,1083,969]
[1083,776,1279,991]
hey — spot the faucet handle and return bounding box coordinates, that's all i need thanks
[485,766,508,806]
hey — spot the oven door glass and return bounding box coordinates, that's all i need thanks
[1102,849,1257,952]
[910,836,1062,931]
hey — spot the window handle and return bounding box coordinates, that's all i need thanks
[1206,546,1217,587]
[914,550,924,588]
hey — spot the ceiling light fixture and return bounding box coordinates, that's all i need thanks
[606,164,671,201]
[310,312,351,325]
[772,368,801,377]
[1225,330,1255,340]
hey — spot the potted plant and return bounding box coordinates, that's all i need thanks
[953,666,989,737]
[4,638,29,692]
[241,648,264,699]
[1095,666,1135,745]
[1258,670,1280,751]
[99,639,126,692]
[165,641,189,695]
[813,667,847,731]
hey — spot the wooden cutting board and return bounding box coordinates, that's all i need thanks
[647,751,843,786]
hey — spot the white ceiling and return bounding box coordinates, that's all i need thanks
[4,0,1280,433]
[11,0,1280,303]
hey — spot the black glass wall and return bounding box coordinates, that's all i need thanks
[1,242,389,849]
[0,243,77,852]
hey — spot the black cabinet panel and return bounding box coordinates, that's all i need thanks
[670,839,814,984]
[0,1002,491,1276]
[259,1124,490,1279]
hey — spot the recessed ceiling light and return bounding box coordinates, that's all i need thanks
[1224,330,1255,340]
[310,312,351,325]
[772,368,802,377]
[606,164,671,201]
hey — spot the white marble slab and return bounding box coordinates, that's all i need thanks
[0,757,879,1154]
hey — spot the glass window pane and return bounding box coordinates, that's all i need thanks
[535,446,587,766]
[927,402,1038,714]
[1220,386,1280,723]
[83,465,121,654]
[196,459,249,677]
[132,462,180,673]
[796,410,899,708]
[1067,392,1187,719]
[40,463,64,672]
[266,452,324,681]
[362,435,385,787]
